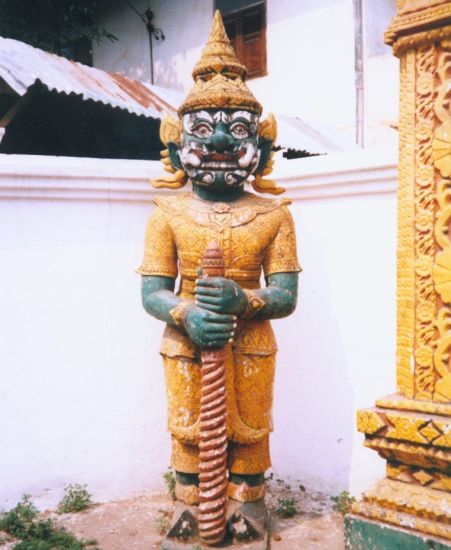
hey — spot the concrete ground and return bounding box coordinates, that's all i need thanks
[0,480,344,549]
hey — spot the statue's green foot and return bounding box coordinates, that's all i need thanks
[160,500,268,549]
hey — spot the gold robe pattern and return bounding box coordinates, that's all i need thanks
[138,191,301,474]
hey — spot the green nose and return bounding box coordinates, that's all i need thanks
[207,130,234,153]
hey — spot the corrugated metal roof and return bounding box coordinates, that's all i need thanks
[0,37,357,154]
[0,37,178,119]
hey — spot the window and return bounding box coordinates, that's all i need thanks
[216,1,266,79]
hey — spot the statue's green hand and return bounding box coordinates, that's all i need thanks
[195,277,247,316]
[184,306,236,349]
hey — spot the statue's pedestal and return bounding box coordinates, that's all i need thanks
[160,500,269,550]
[345,515,451,550]
[351,393,451,545]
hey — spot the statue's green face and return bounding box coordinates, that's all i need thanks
[168,109,270,191]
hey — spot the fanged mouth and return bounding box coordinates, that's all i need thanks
[189,149,244,170]
[196,151,242,162]
[199,161,240,169]
[180,141,259,173]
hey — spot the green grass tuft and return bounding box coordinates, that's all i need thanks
[0,494,99,549]
[331,491,356,515]
[57,484,93,514]
[275,497,298,518]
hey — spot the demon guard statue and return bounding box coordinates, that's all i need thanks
[138,11,301,549]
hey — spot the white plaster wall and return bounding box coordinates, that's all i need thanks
[270,148,397,495]
[0,150,396,510]
[0,156,169,510]
[363,0,399,147]
[251,0,356,130]
[364,54,399,147]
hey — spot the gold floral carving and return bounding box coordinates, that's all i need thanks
[253,113,285,195]
[357,408,451,447]
[388,4,451,36]
[387,463,451,492]
[353,478,451,539]
[390,26,451,57]
[413,44,438,400]
[362,478,451,520]
[364,437,451,470]
[432,43,451,403]
[355,410,386,435]
[150,146,188,190]
[432,120,451,178]
[398,0,450,15]
[396,50,416,398]
[258,113,277,142]
[385,0,451,55]
[159,114,182,145]
[353,501,451,540]
[376,393,451,415]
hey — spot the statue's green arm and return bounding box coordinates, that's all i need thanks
[252,272,299,320]
[195,272,299,321]
[141,275,180,326]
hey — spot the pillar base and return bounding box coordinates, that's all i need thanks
[345,514,451,550]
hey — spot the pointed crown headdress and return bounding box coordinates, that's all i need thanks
[178,10,262,116]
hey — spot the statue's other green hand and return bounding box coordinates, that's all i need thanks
[195,277,247,316]
[184,306,237,349]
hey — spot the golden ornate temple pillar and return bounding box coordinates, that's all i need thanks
[345,1,451,548]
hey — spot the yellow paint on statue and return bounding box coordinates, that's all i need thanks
[138,193,300,475]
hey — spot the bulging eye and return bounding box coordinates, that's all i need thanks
[192,123,213,138]
[230,122,250,139]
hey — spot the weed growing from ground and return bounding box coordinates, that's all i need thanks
[163,470,176,501]
[331,491,356,515]
[58,484,93,514]
[155,509,171,535]
[0,494,37,538]
[275,497,298,518]
[0,494,99,549]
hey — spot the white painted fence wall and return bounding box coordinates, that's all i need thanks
[0,149,397,510]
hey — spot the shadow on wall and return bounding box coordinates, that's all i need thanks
[126,60,152,84]
[154,51,190,93]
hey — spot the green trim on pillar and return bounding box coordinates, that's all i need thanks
[345,515,451,550]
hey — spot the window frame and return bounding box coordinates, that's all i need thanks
[218,1,267,80]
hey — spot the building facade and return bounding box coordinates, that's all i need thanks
[93,0,399,147]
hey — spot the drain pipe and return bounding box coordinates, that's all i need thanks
[353,0,364,147]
